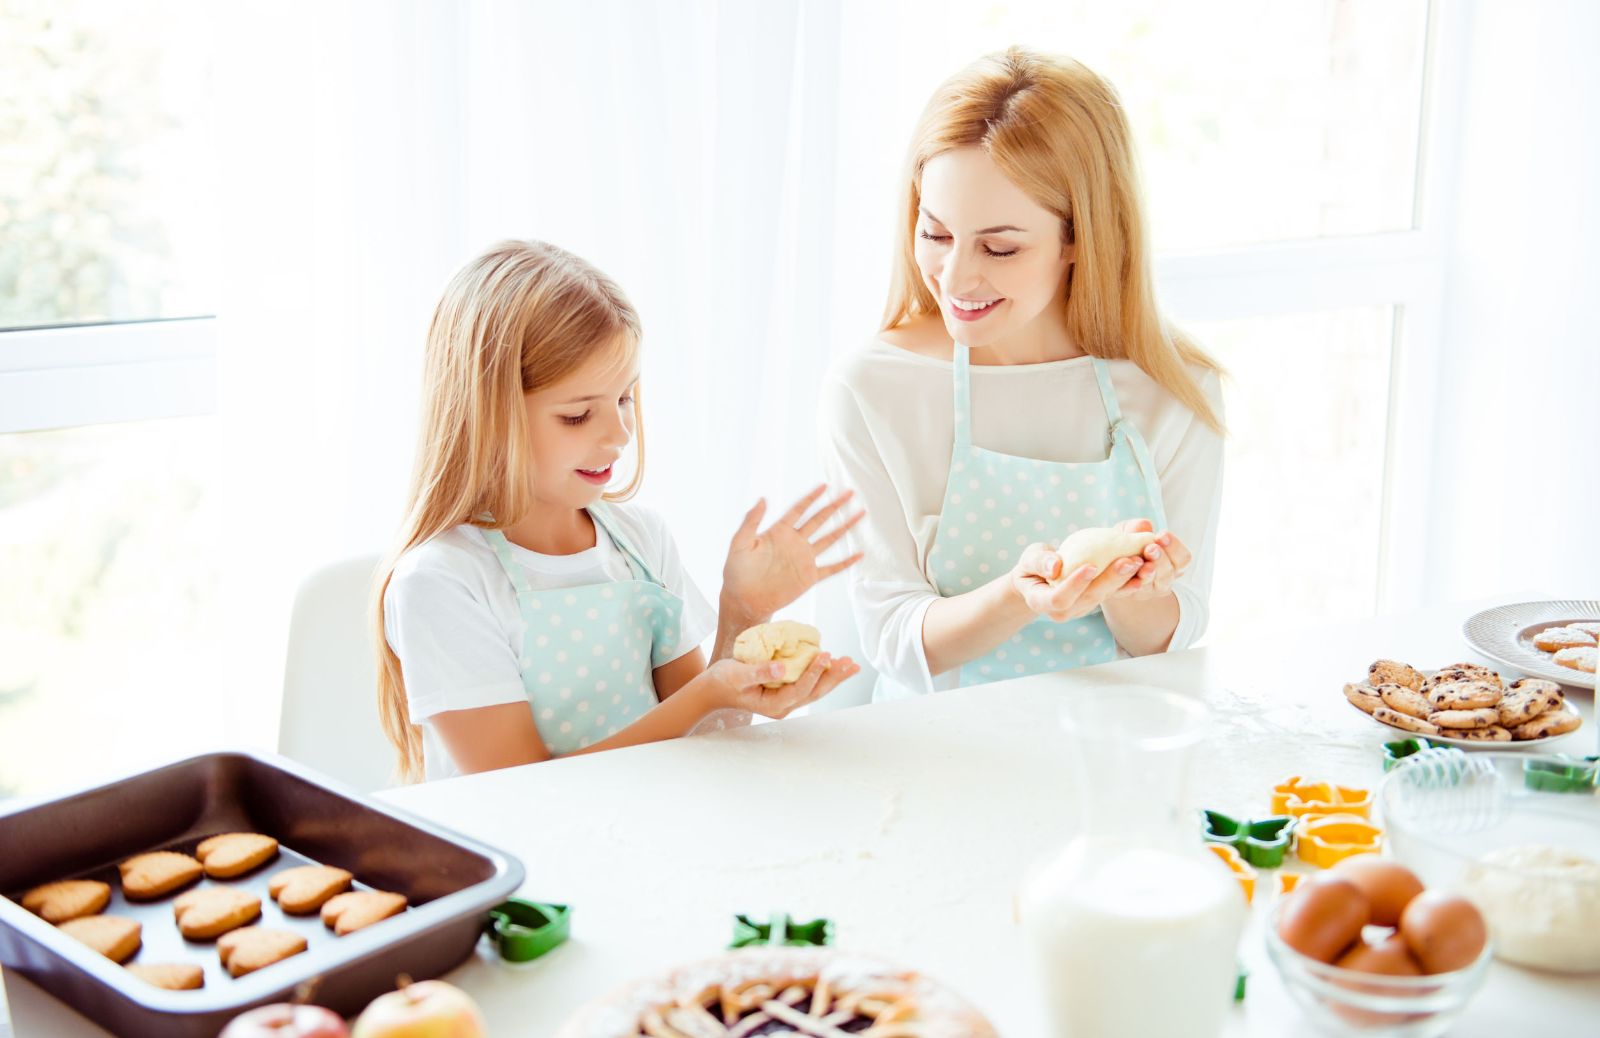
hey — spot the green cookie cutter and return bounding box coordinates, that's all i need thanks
[1524,755,1600,794]
[1202,810,1296,868]
[1381,738,1438,772]
[730,912,834,949]
[484,899,572,962]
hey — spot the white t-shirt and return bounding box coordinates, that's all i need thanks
[817,339,1225,700]
[384,503,716,780]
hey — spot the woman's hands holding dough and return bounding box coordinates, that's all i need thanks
[1008,518,1189,621]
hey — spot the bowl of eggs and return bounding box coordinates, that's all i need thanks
[1265,857,1490,1036]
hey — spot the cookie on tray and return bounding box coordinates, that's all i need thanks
[174,887,262,939]
[1512,707,1582,741]
[217,927,308,978]
[1367,660,1424,691]
[1431,707,1501,730]
[21,879,110,924]
[119,852,203,900]
[268,865,353,915]
[1377,683,1433,719]
[321,890,407,935]
[127,963,205,990]
[195,833,280,878]
[1426,680,1501,711]
[1372,706,1440,736]
[59,915,142,963]
[1498,682,1564,726]
[1343,682,1384,715]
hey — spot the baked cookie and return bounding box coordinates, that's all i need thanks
[217,927,307,978]
[1568,621,1600,637]
[1426,680,1502,711]
[195,833,280,878]
[1457,725,1513,742]
[268,865,353,914]
[1498,682,1564,726]
[126,963,205,990]
[1512,707,1583,740]
[1533,627,1596,652]
[1424,664,1501,691]
[20,879,110,924]
[1372,706,1440,736]
[320,890,407,935]
[59,915,141,963]
[1377,683,1433,719]
[1343,682,1384,715]
[1431,707,1501,730]
[1367,660,1424,691]
[1553,647,1598,674]
[173,887,262,939]
[119,852,203,900]
[732,622,821,688]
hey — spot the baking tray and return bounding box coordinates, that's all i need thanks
[0,750,524,1037]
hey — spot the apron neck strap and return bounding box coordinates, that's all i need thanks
[1091,357,1125,429]
[951,344,973,446]
[588,503,661,585]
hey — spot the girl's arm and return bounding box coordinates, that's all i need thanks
[430,654,859,775]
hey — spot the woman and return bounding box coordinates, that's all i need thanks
[819,47,1225,700]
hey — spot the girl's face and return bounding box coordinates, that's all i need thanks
[523,350,639,509]
[913,146,1074,347]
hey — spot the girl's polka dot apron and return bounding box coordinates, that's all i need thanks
[481,503,685,754]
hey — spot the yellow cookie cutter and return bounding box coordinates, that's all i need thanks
[1275,872,1306,897]
[1295,814,1383,868]
[1271,776,1372,821]
[1206,843,1258,904]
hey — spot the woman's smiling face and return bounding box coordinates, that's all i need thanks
[913,146,1074,347]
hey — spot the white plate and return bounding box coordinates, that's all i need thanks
[1462,599,1599,690]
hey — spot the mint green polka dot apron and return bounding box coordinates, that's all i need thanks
[926,347,1169,686]
[480,503,685,755]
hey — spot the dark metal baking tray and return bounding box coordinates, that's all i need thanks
[0,750,524,1037]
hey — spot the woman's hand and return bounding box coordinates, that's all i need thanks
[720,484,864,623]
[1105,518,1192,601]
[1008,541,1142,623]
[697,653,861,720]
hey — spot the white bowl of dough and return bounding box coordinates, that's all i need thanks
[1379,749,1600,973]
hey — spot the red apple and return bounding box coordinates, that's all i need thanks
[352,979,485,1038]
[220,1003,350,1038]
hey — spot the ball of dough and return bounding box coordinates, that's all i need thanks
[732,621,822,688]
[1055,527,1158,579]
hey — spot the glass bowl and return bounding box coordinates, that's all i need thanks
[1265,900,1491,1037]
[1379,748,1600,973]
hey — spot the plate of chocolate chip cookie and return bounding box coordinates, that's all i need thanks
[1343,658,1583,748]
[1462,599,1600,690]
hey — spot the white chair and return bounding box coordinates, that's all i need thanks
[278,554,397,792]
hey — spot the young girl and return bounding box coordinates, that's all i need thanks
[376,240,862,782]
[820,47,1226,700]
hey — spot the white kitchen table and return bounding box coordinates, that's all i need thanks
[7,599,1598,1035]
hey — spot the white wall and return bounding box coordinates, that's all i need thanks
[1425,0,1600,602]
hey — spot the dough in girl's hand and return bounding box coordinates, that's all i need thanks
[733,621,821,688]
[1055,526,1158,579]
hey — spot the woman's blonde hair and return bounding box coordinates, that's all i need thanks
[883,47,1223,432]
[372,239,645,782]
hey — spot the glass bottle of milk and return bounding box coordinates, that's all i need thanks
[1019,686,1246,1038]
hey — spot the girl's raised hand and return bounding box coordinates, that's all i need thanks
[721,484,865,622]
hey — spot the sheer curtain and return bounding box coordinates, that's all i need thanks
[211,1,885,741]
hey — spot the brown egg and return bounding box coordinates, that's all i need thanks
[1400,891,1488,973]
[1277,876,1371,963]
[1331,857,1425,927]
[1335,933,1424,976]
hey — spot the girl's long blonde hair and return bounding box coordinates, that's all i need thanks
[372,240,645,782]
[883,47,1224,432]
